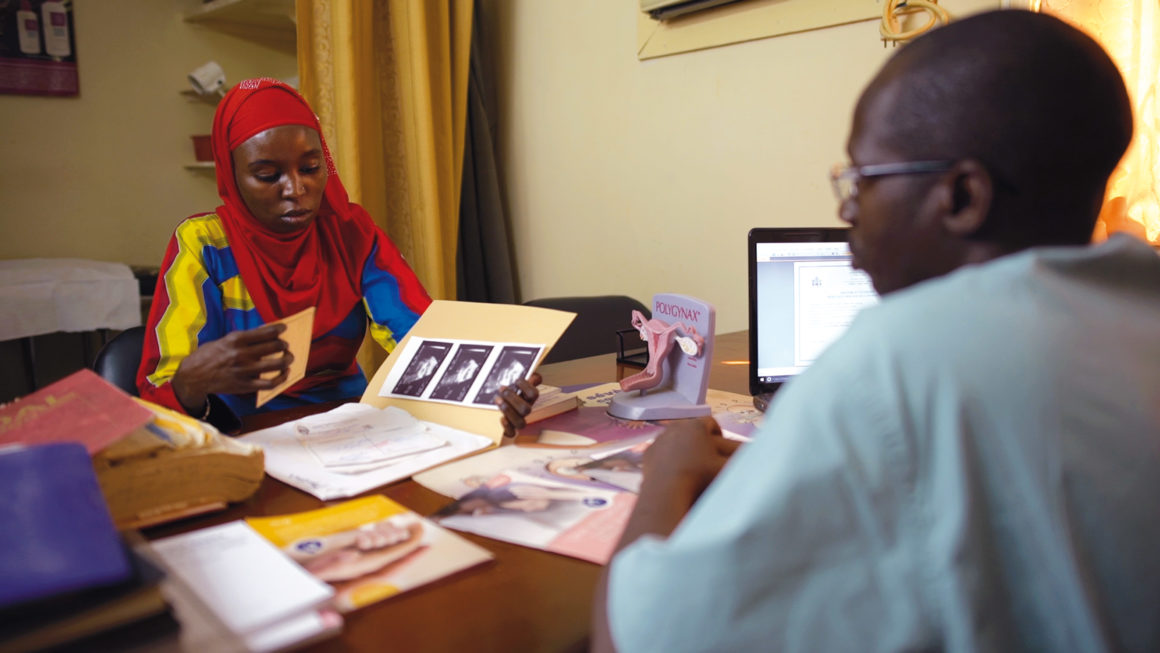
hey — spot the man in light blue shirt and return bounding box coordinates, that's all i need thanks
[594,10,1159,652]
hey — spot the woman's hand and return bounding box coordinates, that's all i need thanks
[171,323,293,414]
[495,371,543,439]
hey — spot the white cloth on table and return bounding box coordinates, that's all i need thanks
[0,259,141,341]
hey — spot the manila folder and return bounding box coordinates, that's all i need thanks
[361,300,575,445]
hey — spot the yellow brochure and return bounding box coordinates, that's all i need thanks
[246,495,493,612]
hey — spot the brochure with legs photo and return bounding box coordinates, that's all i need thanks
[435,470,636,564]
[246,496,493,612]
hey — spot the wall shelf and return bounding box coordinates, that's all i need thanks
[179,89,221,105]
[180,0,295,172]
[183,0,296,54]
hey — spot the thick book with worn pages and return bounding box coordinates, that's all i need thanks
[94,398,264,529]
[0,442,132,609]
[0,370,264,530]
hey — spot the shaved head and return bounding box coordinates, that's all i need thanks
[859,10,1133,246]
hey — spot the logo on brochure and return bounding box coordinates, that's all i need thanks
[582,497,607,508]
[293,539,325,554]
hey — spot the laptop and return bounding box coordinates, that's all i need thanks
[747,228,878,411]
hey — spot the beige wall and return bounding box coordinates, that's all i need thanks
[0,0,296,268]
[482,0,1004,332]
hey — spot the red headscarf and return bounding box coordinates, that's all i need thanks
[211,78,378,337]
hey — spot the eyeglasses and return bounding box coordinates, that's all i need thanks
[829,160,955,203]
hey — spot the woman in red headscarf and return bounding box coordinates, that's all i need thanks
[137,79,537,433]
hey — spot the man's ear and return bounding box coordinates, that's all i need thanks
[942,158,993,238]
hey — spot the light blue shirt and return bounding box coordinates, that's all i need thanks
[609,235,1160,652]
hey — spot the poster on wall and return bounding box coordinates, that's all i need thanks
[0,0,77,96]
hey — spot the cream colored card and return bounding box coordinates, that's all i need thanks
[257,307,315,408]
[361,300,576,445]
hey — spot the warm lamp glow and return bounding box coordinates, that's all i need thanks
[1039,0,1160,244]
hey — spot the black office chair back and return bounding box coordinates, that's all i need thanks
[522,295,650,364]
[93,326,146,396]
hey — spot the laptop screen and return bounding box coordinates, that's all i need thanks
[748,228,878,398]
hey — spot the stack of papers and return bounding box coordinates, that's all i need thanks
[150,522,340,653]
[240,404,492,501]
[292,405,446,473]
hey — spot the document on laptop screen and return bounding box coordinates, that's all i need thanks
[754,241,877,383]
[792,260,877,366]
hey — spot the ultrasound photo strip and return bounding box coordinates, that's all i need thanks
[381,337,545,410]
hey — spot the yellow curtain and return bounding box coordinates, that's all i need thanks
[297,0,473,374]
[1040,0,1160,244]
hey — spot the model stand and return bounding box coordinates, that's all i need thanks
[607,293,715,421]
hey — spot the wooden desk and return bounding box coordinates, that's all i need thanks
[143,331,750,653]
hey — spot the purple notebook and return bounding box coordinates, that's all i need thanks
[0,442,132,609]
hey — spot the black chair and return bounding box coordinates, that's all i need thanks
[522,295,650,364]
[93,326,146,396]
